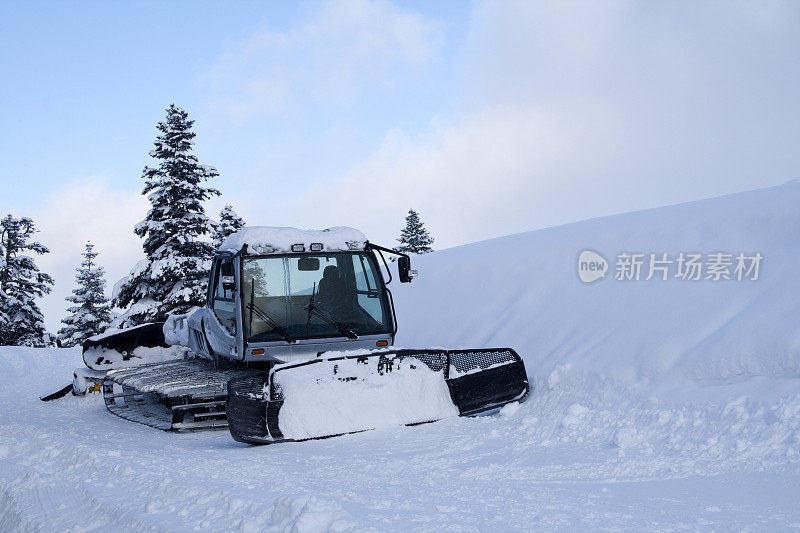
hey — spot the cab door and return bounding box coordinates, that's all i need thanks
[204,256,238,360]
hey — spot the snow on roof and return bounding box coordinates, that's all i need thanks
[218,226,368,255]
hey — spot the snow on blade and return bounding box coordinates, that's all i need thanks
[87,321,159,343]
[274,356,459,440]
[218,226,367,254]
[82,345,185,369]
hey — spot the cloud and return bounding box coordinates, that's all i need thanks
[250,100,621,249]
[31,177,148,332]
[204,0,443,122]
[250,0,800,249]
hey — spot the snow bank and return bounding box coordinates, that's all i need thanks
[275,356,459,440]
[394,180,800,402]
[218,226,367,254]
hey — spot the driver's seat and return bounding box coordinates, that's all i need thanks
[317,266,347,317]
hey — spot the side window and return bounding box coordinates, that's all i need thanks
[215,260,236,300]
[212,259,236,334]
[351,255,384,325]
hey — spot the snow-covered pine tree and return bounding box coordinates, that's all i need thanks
[113,104,220,327]
[213,203,266,291]
[396,209,434,254]
[57,242,113,347]
[213,204,245,249]
[0,215,54,346]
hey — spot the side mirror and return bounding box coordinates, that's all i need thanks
[398,256,417,283]
[221,260,236,290]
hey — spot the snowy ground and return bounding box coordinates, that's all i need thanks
[3,348,799,531]
[3,183,800,531]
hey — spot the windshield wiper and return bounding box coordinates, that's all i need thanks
[247,280,295,343]
[305,282,316,339]
[304,302,358,340]
[247,302,296,343]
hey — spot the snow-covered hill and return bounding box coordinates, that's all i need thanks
[2,183,800,531]
[395,179,800,402]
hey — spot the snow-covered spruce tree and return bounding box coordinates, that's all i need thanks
[0,215,54,346]
[396,209,434,254]
[213,204,245,249]
[57,242,112,347]
[214,204,267,292]
[113,105,219,327]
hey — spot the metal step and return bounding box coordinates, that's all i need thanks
[192,410,226,419]
[173,419,229,430]
[171,400,226,411]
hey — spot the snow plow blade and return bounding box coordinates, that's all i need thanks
[226,348,530,445]
[82,322,169,370]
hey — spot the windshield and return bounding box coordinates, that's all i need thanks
[243,252,392,342]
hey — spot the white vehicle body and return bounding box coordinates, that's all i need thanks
[184,226,401,365]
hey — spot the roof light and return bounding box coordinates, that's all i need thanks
[310,243,323,252]
[346,241,360,250]
[291,244,305,252]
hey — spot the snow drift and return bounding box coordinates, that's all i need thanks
[394,180,800,402]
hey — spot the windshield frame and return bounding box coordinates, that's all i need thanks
[240,250,395,344]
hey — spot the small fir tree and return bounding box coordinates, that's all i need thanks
[113,104,220,327]
[213,205,246,249]
[396,209,434,254]
[57,242,113,347]
[0,215,54,346]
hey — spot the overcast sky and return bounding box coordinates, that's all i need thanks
[2,0,799,331]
